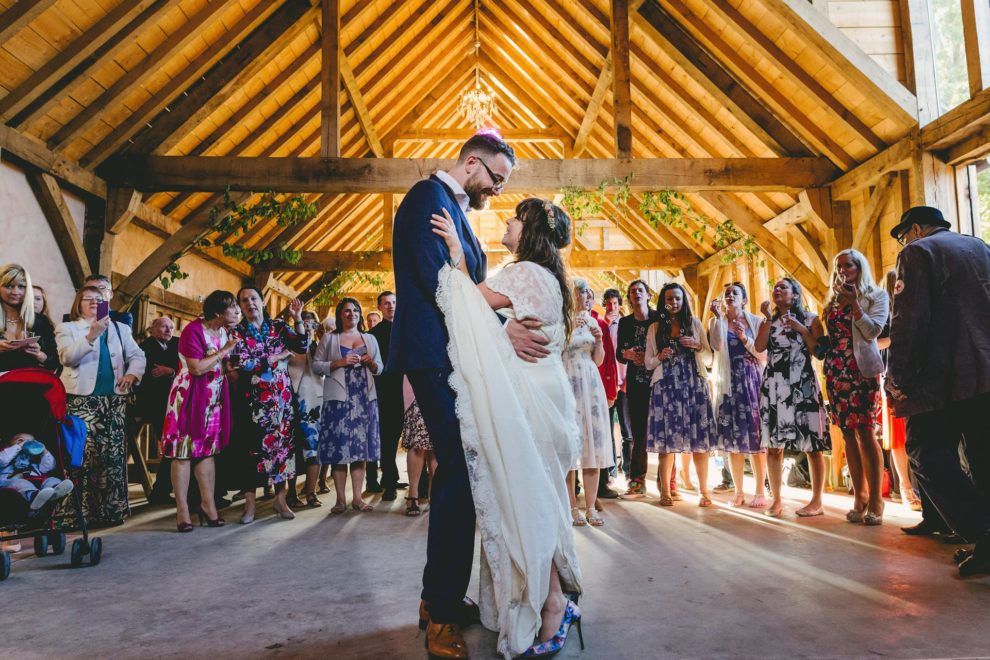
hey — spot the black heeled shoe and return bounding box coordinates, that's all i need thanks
[197,512,226,527]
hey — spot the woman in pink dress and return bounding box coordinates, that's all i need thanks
[160,291,241,533]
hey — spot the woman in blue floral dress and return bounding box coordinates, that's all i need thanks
[313,298,383,513]
[228,288,308,523]
[644,283,717,507]
[287,310,325,508]
[708,283,767,509]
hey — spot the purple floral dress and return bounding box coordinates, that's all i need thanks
[646,339,717,454]
[715,331,764,454]
[229,318,307,487]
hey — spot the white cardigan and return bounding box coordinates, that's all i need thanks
[312,332,383,403]
[708,312,766,406]
[644,317,712,386]
[55,319,147,396]
[833,288,889,378]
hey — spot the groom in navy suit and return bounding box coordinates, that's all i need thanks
[388,133,549,657]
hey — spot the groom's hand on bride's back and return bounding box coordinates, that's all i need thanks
[506,318,550,363]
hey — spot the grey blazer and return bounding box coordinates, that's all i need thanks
[312,332,383,403]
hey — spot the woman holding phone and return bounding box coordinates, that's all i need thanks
[54,284,146,527]
[0,264,58,372]
[823,250,889,525]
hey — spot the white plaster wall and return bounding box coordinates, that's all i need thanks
[0,161,86,320]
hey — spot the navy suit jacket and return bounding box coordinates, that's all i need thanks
[387,175,486,373]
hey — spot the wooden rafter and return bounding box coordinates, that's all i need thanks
[574,53,613,157]
[962,0,990,98]
[0,0,58,44]
[25,172,91,287]
[321,0,341,158]
[852,172,899,252]
[0,124,105,198]
[610,0,632,157]
[339,53,384,158]
[106,188,143,235]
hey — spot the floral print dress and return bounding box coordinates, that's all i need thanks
[646,336,717,454]
[160,329,226,459]
[759,317,829,452]
[229,318,307,487]
[563,315,615,469]
[318,346,381,464]
[824,304,881,431]
[715,330,764,454]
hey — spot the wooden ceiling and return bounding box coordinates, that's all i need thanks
[0,0,919,303]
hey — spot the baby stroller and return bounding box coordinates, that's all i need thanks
[0,368,103,581]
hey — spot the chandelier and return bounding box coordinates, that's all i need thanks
[458,0,496,128]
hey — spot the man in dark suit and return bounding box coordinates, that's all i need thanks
[368,290,407,501]
[138,317,180,505]
[887,205,990,577]
[388,133,549,658]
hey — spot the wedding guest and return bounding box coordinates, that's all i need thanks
[55,285,146,527]
[887,206,990,576]
[160,291,239,532]
[80,274,133,328]
[823,249,889,525]
[0,264,58,372]
[313,298,383,513]
[709,282,768,508]
[602,289,631,475]
[615,280,660,496]
[287,310,325,508]
[564,280,615,526]
[32,283,51,319]
[402,377,436,516]
[645,283,716,507]
[316,317,335,495]
[583,285,619,500]
[755,277,829,518]
[369,290,407,501]
[228,289,308,523]
[138,318,180,505]
[366,311,382,329]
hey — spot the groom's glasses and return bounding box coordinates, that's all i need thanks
[475,157,505,194]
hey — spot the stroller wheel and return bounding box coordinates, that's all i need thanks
[70,539,84,567]
[51,532,67,555]
[89,538,103,567]
[34,534,49,557]
[0,552,9,581]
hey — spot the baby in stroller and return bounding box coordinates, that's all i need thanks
[0,432,74,515]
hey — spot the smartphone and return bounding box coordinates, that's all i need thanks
[97,301,110,320]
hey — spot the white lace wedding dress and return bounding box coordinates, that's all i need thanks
[436,261,583,658]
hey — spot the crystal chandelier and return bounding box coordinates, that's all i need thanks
[458,0,496,128]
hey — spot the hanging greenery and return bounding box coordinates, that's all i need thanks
[311,271,387,308]
[159,190,317,289]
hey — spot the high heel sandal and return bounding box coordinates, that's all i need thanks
[305,492,322,508]
[658,495,674,507]
[176,520,193,533]
[405,496,421,516]
[197,512,226,527]
[846,509,865,523]
[521,600,584,657]
[863,511,883,526]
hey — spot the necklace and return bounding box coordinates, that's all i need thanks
[242,319,270,343]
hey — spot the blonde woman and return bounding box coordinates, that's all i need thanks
[0,264,58,372]
[822,249,889,525]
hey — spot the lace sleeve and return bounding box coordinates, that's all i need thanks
[485,262,560,323]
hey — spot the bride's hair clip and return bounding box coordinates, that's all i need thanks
[543,199,556,230]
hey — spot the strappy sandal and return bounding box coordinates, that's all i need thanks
[317,484,331,494]
[571,507,587,526]
[405,496,422,516]
[351,501,374,512]
[330,502,346,514]
[586,512,604,526]
[658,495,674,507]
[305,493,322,508]
[698,495,713,508]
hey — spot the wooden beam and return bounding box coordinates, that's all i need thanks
[574,53,612,158]
[852,172,899,251]
[962,0,990,98]
[296,270,343,307]
[943,124,990,166]
[130,202,252,276]
[382,194,394,252]
[0,124,106,198]
[379,65,476,148]
[698,196,813,274]
[610,0,632,157]
[0,0,160,122]
[128,0,314,156]
[569,249,697,270]
[0,0,57,44]
[25,172,91,287]
[104,156,841,193]
[106,187,143,235]
[760,0,917,126]
[398,128,566,143]
[830,135,915,200]
[340,53,384,158]
[321,0,341,158]
[921,86,990,151]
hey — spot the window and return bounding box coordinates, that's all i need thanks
[929,0,970,114]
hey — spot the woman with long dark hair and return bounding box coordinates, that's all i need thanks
[227,289,308,524]
[755,277,829,518]
[431,198,583,657]
[313,298,383,513]
[644,283,716,507]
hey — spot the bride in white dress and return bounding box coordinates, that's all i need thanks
[430,198,584,658]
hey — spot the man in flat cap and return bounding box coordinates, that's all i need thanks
[887,205,990,577]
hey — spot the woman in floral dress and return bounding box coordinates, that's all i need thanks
[161,291,240,532]
[708,282,767,509]
[644,283,716,507]
[228,288,308,523]
[563,279,614,526]
[313,298,382,513]
[756,277,829,518]
[287,310,325,508]
[401,376,435,516]
[823,249,889,525]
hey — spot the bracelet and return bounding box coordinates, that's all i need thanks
[449,252,463,268]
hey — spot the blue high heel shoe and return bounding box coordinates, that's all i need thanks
[521,600,584,657]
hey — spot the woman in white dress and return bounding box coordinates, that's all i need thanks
[565,278,615,527]
[431,198,583,659]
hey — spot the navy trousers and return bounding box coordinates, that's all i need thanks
[407,367,475,623]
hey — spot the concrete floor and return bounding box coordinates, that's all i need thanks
[3,470,989,660]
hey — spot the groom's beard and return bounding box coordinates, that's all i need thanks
[465,174,493,210]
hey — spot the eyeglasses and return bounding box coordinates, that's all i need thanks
[80,297,104,303]
[475,157,505,193]
[895,232,910,246]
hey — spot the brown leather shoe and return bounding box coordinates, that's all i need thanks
[425,621,469,659]
[419,598,481,630]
